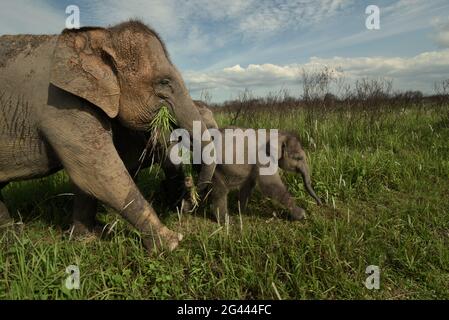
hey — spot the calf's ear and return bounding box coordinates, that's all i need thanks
[50,28,120,118]
[278,134,289,160]
[266,133,288,161]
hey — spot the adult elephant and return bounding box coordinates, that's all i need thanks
[0,20,215,252]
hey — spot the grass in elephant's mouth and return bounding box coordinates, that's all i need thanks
[148,105,176,150]
[1,104,449,299]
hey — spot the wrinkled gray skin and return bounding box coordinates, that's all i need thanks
[210,129,322,224]
[173,101,219,212]
[0,21,216,252]
[71,100,218,236]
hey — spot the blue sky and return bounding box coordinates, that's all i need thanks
[1,0,449,101]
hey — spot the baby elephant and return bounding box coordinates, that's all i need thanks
[209,129,322,223]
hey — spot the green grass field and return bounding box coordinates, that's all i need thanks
[1,104,448,299]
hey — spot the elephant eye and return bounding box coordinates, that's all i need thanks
[159,78,171,86]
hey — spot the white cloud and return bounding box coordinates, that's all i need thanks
[78,0,355,55]
[238,0,354,39]
[179,0,255,21]
[201,0,449,72]
[168,25,226,58]
[78,0,182,38]
[310,51,449,79]
[432,16,449,48]
[185,50,449,94]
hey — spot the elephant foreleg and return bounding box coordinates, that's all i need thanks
[71,184,99,237]
[41,101,182,252]
[238,177,256,213]
[60,136,181,251]
[258,172,306,221]
[70,132,146,238]
[210,175,229,225]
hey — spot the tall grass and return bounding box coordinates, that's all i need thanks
[1,101,448,299]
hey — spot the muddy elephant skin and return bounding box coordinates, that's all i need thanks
[0,20,216,252]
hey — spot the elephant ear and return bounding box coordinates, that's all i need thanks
[275,134,289,160]
[50,28,120,118]
[264,131,287,161]
[195,102,218,129]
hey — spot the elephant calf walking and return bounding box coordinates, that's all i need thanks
[207,129,322,224]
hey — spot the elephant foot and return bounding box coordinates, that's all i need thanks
[180,176,201,214]
[0,201,13,228]
[214,212,234,226]
[0,207,23,235]
[0,217,13,228]
[289,207,306,221]
[142,226,183,254]
[69,221,106,240]
[181,198,195,214]
[0,220,16,234]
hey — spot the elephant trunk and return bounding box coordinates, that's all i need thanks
[169,98,216,192]
[299,163,322,205]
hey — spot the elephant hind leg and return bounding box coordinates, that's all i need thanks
[0,185,12,226]
[0,201,11,225]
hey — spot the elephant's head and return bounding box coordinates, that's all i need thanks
[49,20,215,187]
[278,133,322,205]
[193,100,218,130]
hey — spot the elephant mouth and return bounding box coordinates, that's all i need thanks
[156,98,175,114]
[155,99,179,127]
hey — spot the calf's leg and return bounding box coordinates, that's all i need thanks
[258,172,306,221]
[210,176,230,225]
